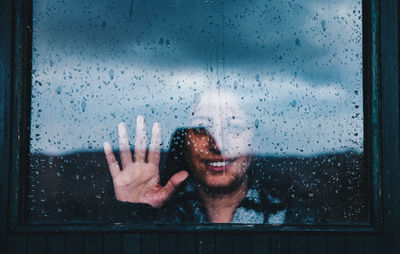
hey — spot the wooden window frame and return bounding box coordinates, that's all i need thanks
[6,0,384,233]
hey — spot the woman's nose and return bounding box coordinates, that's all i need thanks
[206,134,221,155]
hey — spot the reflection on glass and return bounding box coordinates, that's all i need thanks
[27,0,367,224]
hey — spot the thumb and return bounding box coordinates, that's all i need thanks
[162,170,189,197]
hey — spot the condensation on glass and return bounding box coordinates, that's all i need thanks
[28,0,366,225]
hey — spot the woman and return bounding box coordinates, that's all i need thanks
[104,92,291,223]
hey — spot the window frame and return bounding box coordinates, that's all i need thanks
[7,0,383,233]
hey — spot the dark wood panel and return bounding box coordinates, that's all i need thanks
[3,232,385,254]
[141,233,159,254]
[381,0,400,253]
[327,236,346,254]
[215,233,232,254]
[346,236,365,254]
[365,235,382,254]
[308,235,327,254]
[233,233,252,254]
[27,234,46,254]
[26,234,47,254]
[84,234,103,254]
[252,234,270,254]
[0,0,12,251]
[123,234,140,254]
[290,235,308,254]
[159,233,178,254]
[8,0,33,230]
[178,233,196,254]
[104,234,122,254]
[47,235,65,254]
[8,234,27,254]
[65,234,84,254]
[271,235,290,254]
[197,234,215,254]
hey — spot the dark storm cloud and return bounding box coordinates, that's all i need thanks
[34,0,356,84]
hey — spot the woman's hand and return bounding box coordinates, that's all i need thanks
[103,115,189,208]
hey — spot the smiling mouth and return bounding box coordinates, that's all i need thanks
[203,158,236,171]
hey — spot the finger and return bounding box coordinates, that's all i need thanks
[161,171,189,197]
[103,142,121,178]
[118,122,133,168]
[134,115,147,162]
[148,122,161,166]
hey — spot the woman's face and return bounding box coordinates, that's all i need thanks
[189,92,253,158]
[185,128,252,190]
[185,91,254,190]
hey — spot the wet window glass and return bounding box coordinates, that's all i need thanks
[28,0,367,225]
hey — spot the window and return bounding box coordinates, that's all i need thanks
[10,0,378,230]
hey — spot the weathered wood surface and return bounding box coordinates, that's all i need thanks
[123,234,140,254]
[5,232,385,253]
[0,0,12,252]
[381,0,400,253]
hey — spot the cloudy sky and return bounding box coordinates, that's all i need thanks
[30,0,363,156]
